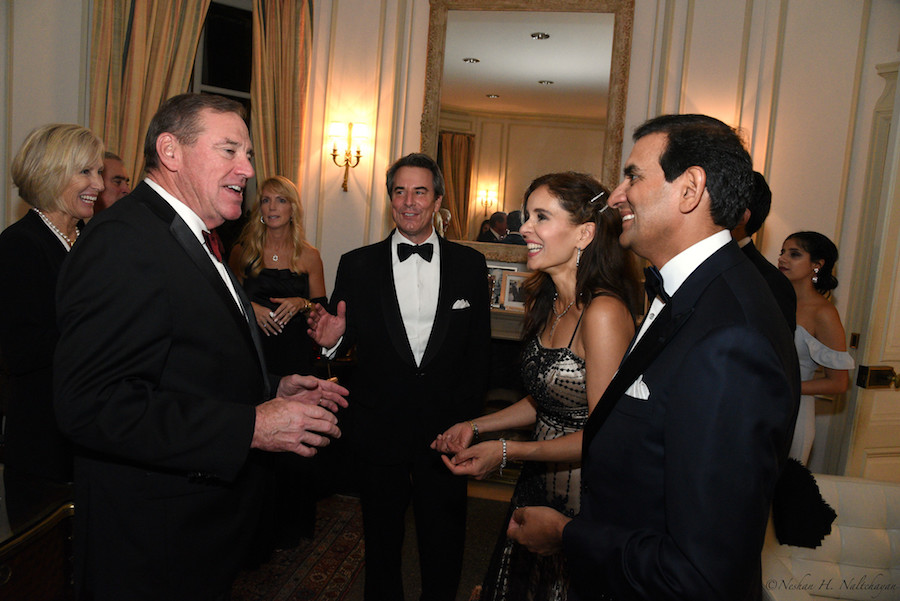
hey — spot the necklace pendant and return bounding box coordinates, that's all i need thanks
[272,254,279,262]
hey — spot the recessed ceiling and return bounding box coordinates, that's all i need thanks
[440,10,614,122]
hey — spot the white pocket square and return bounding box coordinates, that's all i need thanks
[452,299,471,309]
[625,374,651,400]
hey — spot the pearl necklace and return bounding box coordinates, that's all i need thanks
[549,293,576,339]
[33,208,78,249]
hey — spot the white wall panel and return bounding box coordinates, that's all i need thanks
[680,0,748,125]
[3,0,87,225]
[762,0,863,265]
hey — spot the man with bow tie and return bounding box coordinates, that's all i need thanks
[308,153,491,601]
[508,115,799,601]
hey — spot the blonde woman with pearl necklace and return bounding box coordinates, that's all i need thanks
[0,123,104,485]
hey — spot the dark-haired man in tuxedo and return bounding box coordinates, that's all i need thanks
[308,153,490,601]
[508,115,799,601]
[55,93,347,601]
[477,210,507,242]
[732,170,797,330]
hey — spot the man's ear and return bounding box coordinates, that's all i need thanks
[155,133,180,172]
[678,165,707,214]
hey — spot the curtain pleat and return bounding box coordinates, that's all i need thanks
[89,0,211,182]
[251,0,311,189]
[438,131,474,240]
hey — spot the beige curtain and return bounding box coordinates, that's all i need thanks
[437,132,474,240]
[89,1,211,182]
[250,0,311,188]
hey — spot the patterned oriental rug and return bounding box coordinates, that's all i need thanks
[231,495,365,601]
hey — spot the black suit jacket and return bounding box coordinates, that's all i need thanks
[564,241,799,601]
[330,233,491,463]
[742,240,796,330]
[54,182,275,601]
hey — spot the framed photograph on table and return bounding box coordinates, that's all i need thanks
[487,265,517,307]
[500,272,528,311]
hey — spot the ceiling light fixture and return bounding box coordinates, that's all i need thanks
[462,57,480,63]
[531,32,550,40]
[486,94,499,98]
[538,80,554,85]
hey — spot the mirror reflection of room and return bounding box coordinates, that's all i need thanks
[435,10,614,241]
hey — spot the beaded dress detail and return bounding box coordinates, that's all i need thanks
[481,315,588,601]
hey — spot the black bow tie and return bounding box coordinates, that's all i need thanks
[644,265,670,303]
[397,242,434,262]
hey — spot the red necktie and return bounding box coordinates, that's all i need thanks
[203,230,225,262]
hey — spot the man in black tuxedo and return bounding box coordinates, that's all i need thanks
[508,115,799,600]
[732,170,797,329]
[501,210,526,245]
[477,210,507,242]
[54,93,348,601]
[308,153,491,601]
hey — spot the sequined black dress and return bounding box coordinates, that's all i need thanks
[481,318,588,601]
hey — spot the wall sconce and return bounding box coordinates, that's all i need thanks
[328,122,368,191]
[478,189,498,217]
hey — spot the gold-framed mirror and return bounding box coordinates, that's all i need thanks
[421,0,634,195]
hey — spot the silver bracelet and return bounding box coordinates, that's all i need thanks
[499,438,507,477]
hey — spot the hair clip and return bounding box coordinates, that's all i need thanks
[598,204,610,213]
[588,190,606,204]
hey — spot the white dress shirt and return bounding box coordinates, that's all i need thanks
[392,228,441,366]
[145,178,244,315]
[624,230,732,399]
[633,229,732,346]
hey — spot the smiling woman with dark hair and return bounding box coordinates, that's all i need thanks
[779,231,854,466]
[432,171,640,601]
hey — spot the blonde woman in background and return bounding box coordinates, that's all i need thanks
[228,175,326,553]
[230,175,326,375]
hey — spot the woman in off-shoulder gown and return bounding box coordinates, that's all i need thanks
[432,172,641,601]
[779,232,853,466]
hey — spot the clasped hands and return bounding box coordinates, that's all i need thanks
[252,374,349,456]
[430,422,502,480]
[253,297,311,336]
[431,421,570,556]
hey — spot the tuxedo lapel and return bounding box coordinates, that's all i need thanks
[582,241,745,452]
[226,266,270,380]
[582,303,690,449]
[136,185,268,380]
[421,237,450,367]
[378,237,417,366]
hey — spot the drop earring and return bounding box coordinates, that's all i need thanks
[812,267,819,284]
[576,247,583,267]
[259,215,265,224]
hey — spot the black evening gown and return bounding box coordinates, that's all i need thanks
[242,267,324,555]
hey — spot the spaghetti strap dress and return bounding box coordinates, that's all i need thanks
[481,312,588,601]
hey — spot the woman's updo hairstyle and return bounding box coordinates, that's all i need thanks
[787,231,839,295]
